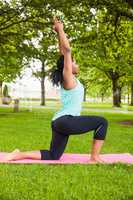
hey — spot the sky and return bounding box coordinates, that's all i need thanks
[8,62,59,99]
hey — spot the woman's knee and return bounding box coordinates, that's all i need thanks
[40,150,61,160]
[94,117,108,140]
[99,116,108,127]
[50,151,62,160]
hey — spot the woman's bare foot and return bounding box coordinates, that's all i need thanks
[2,149,42,162]
[89,156,105,164]
[90,139,105,164]
[2,149,22,161]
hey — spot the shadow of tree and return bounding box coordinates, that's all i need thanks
[118,120,133,126]
[0,195,14,200]
[121,195,133,200]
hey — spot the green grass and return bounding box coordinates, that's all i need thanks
[0,107,133,200]
[83,102,133,111]
[18,100,133,112]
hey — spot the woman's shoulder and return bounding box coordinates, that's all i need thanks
[61,77,83,92]
[61,75,78,90]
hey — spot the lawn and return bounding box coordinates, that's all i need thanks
[0,107,133,200]
[18,99,133,112]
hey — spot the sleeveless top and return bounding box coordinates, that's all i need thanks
[52,78,84,121]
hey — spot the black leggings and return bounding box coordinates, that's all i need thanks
[40,115,108,160]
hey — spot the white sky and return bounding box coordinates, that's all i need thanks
[7,61,58,98]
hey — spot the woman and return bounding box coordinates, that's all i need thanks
[4,18,108,163]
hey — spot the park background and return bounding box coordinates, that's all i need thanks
[0,0,133,200]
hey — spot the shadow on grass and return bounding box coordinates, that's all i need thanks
[118,120,133,126]
[0,110,31,118]
[121,195,133,200]
[0,195,14,200]
[0,113,11,117]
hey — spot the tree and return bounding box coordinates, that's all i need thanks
[0,0,132,107]
[23,31,57,106]
[0,52,24,102]
[71,7,133,107]
[2,84,11,105]
[130,82,133,105]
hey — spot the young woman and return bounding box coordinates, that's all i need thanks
[3,18,108,163]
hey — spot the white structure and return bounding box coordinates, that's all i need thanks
[7,67,60,99]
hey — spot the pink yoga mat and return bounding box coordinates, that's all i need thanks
[0,153,133,164]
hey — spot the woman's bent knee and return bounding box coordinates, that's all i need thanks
[40,150,61,160]
[94,117,108,140]
[100,116,108,127]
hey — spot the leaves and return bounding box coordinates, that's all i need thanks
[0,0,132,105]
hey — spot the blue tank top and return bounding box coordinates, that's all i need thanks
[52,78,84,121]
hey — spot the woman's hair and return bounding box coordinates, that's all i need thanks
[50,55,64,86]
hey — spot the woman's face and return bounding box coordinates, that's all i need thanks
[72,59,79,75]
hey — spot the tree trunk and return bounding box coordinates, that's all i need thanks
[101,93,104,103]
[0,81,3,104]
[13,99,19,112]
[40,62,45,106]
[123,95,126,104]
[130,82,133,106]
[128,91,130,105]
[112,78,121,107]
[118,87,122,104]
[83,86,87,102]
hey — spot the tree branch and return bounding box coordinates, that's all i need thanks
[125,0,133,9]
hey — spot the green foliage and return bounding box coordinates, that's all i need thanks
[0,0,132,105]
[72,6,133,105]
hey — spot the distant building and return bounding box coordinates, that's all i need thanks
[7,77,60,99]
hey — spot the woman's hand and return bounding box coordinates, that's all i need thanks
[53,17,64,33]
